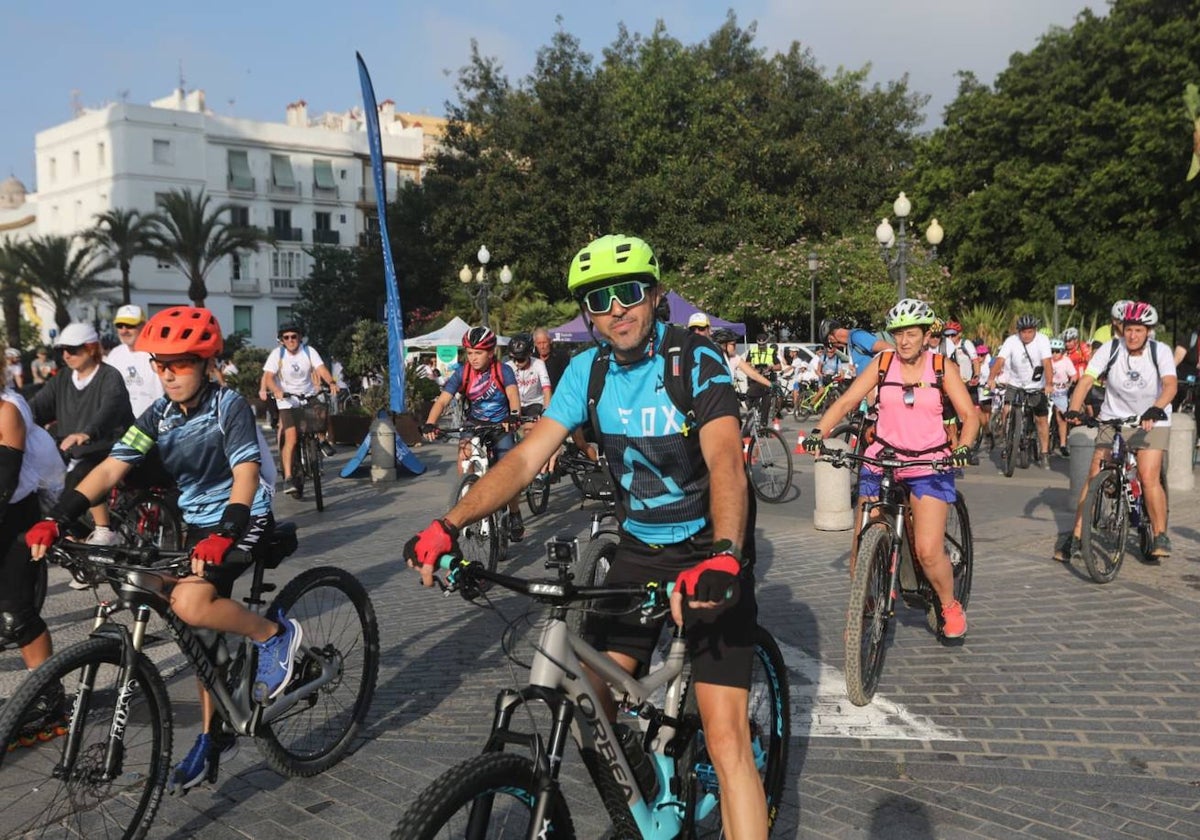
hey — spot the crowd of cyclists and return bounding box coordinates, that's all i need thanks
[1,227,1195,836]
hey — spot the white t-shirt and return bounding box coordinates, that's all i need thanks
[506,358,551,407]
[1051,356,1076,395]
[1085,340,1176,426]
[262,345,325,408]
[106,343,164,419]
[997,333,1053,389]
[2,389,65,506]
[940,337,977,382]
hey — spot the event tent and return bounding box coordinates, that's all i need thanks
[406,316,508,348]
[546,291,746,342]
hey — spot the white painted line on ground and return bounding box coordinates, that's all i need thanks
[776,639,963,742]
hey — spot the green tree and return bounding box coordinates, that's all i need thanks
[85,208,161,305]
[13,235,116,330]
[293,245,382,360]
[0,241,31,350]
[149,188,266,307]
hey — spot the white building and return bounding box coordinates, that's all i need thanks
[29,88,442,346]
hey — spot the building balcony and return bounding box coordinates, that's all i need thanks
[312,229,341,245]
[268,182,300,200]
[230,278,262,297]
[227,175,256,195]
[358,184,378,205]
[272,227,304,243]
[270,277,301,297]
[358,231,381,249]
[312,184,339,201]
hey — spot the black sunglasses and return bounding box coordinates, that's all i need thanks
[280,333,301,340]
[59,345,87,355]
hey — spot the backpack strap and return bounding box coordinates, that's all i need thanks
[932,352,945,389]
[873,350,895,406]
[660,325,697,437]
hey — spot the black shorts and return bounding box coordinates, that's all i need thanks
[585,530,758,690]
[185,513,274,599]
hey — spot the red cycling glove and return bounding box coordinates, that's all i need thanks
[25,520,60,550]
[404,519,461,569]
[191,534,236,566]
[675,552,742,607]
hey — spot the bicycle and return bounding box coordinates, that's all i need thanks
[284,390,330,512]
[742,402,794,503]
[0,532,379,839]
[107,483,185,550]
[439,423,514,575]
[1078,416,1169,584]
[793,379,844,421]
[819,447,974,706]
[998,387,1041,477]
[391,552,790,839]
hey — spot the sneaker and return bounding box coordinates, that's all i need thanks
[940,600,967,639]
[253,618,303,704]
[1059,445,1070,458]
[320,441,337,457]
[1053,533,1078,563]
[167,732,237,794]
[1041,453,1052,470]
[282,478,298,497]
[85,526,121,546]
[509,510,525,543]
[1149,534,1172,559]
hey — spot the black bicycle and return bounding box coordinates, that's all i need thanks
[285,390,330,512]
[0,532,379,839]
[999,387,1042,476]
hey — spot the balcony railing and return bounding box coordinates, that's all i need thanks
[227,175,256,194]
[230,278,261,296]
[270,277,301,296]
[268,181,300,199]
[312,183,339,201]
[358,231,381,249]
[272,227,304,242]
[312,229,341,245]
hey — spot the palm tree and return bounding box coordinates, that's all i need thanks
[14,235,116,330]
[0,241,31,349]
[149,188,265,307]
[85,208,160,305]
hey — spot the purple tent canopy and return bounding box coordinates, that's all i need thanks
[546,291,746,343]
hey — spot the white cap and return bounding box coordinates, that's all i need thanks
[687,312,711,329]
[53,322,100,347]
[113,304,146,326]
[4,347,19,358]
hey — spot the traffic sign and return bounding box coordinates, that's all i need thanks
[1055,284,1075,306]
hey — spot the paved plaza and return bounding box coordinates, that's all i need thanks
[3,417,1200,839]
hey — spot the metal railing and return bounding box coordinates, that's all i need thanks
[312,229,341,245]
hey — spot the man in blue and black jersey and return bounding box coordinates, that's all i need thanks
[406,235,769,836]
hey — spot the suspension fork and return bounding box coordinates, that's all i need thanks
[102,605,152,779]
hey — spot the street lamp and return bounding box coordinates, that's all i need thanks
[807,251,819,343]
[874,192,944,300]
[459,245,513,329]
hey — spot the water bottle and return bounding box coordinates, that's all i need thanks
[613,722,659,800]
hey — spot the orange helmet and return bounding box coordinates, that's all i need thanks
[136,307,224,359]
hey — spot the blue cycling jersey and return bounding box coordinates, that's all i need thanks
[111,387,272,527]
[544,322,739,545]
[442,361,517,423]
[846,328,883,372]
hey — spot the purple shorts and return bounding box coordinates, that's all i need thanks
[858,469,956,504]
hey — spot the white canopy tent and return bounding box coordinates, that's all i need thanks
[405,316,509,351]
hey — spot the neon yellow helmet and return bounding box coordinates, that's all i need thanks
[567,235,659,297]
[885,298,937,332]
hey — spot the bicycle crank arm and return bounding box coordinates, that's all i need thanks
[259,650,341,724]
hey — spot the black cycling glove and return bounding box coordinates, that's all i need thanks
[1140,406,1167,423]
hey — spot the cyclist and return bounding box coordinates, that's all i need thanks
[822,318,892,374]
[818,343,845,385]
[259,322,340,496]
[406,234,769,836]
[505,332,552,420]
[421,326,525,542]
[805,299,977,638]
[1049,337,1077,456]
[2,341,66,743]
[105,304,164,419]
[938,320,980,447]
[4,347,23,390]
[745,333,780,427]
[25,307,302,792]
[712,328,772,396]
[975,341,997,447]
[30,347,56,388]
[987,315,1055,469]
[1090,299,1131,350]
[1063,327,1091,380]
[1057,301,1177,561]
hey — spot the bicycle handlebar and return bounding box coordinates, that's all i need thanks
[1078,415,1142,429]
[48,540,194,578]
[818,447,960,472]
[434,555,673,608]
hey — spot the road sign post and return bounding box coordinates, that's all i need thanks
[1053,284,1075,335]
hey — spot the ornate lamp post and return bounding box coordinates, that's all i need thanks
[874,192,944,300]
[458,245,513,329]
[807,251,819,343]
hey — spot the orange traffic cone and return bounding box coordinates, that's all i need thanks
[794,431,806,454]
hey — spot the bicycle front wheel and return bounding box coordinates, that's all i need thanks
[1000,411,1017,477]
[525,474,550,516]
[678,625,790,837]
[111,490,185,550]
[257,566,380,776]
[0,636,171,840]
[392,752,575,840]
[747,428,793,503]
[567,537,616,639]
[306,436,325,512]
[1081,470,1129,584]
[845,524,894,706]
[455,475,501,574]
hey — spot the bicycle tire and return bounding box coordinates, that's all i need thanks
[1081,470,1129,583]
[454,474,501,574]
[0,636,171,840]
[306,436,324,512]
[525,474,550,516]
[1001,411,1017,477]
[927,492,974,633]
[567,537,616,639]
[1015,410,1030,470]
[845,524,894,706]
[677,625,790,837]
[257,566,380,776]
[391,751,575,840]
[747,428,793,503]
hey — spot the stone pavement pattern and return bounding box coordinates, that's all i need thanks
[3,424,1200,839]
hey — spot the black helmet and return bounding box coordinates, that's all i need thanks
[508,332,532,361]
[277,321,303,338]
[756,332,769,345]
[711,328,736,344]
[818,318,843,343]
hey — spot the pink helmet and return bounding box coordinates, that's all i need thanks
[1120,301,1158,326]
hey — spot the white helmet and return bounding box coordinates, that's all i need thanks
[1110,299,1132,320]
[1049,338,1065,352]
[1061,327,1080,341]
[885,298,936,331]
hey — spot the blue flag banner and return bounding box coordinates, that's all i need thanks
[356,52,406,414]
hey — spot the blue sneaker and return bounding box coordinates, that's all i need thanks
[253,618,303,703]
[168,732,239,795]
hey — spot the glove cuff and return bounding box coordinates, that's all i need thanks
[49,488,92,525]
[216,503,251,540]
[437,518,460,539]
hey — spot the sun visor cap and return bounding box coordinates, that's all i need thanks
[54,323,100,347]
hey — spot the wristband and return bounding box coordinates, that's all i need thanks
[49,488,92,525]
[216,503,251,539]
[709,538,744,567]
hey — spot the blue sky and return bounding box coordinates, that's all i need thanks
[3,0,1097,189]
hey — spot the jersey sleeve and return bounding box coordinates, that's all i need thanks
[110,402,161,465]
[500,363,517,388]
[542,354,591,432]
[1155,341,1178,378]
[691,343,740,426]
[307,347,326,369]
[260,348,281,374]
[1084,341,1113,380]
[441,368,463,396]
[219,392,265,468]
[535,359,551,389]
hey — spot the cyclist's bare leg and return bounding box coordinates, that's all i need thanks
[694,681,768,838]
[280,426,298,482]
[17,630,51,670]
[1070,447,1107,538]
[171,578,279,643]
[1035,412,1051,456]
[89,502,112,531]
[910,493,954,605]
[1136,447,1168,535]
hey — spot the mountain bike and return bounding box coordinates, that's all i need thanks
[999,387,1041,477]
[1078,416,1169,584]
[107,484,185,551]
[820,447,973,706]
[0,532,379,839]
[742,402,794,503]
[285,390,329,512]
[793,379,844,421]
[391,552,790,839]
[439,423,514,575]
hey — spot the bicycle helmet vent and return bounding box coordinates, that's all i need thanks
[1016,314,1039,331]
[1121,301,1157,326]
[462,326,497,350]
[884,299,936,332]
[508,332,532,360]
[136,307,223,359]
[567,235,660,296]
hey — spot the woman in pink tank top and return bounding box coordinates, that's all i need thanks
[804,299,980,639]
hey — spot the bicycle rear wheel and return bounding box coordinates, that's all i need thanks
[0,636,171,840]
[1015,411,1030,469]
[678,625,790,837]
[525,474,550,516]
[111,491,185,550]
[845,524,894,706]
[454,475,501,574]
[1081,470,1129,583]
[257,566,380,776]
[391,752,575,840]
[747,428,793,503]
[306,436,325,512]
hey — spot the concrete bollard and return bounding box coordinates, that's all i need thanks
[1067,425,1097,509]
[369,417,398,482]
[813,437,854,531]
[1167,413,1196,492]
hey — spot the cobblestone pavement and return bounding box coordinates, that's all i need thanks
[3,419,1199,839]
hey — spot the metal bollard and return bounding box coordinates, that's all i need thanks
[1166,413,1196,492]
[369,417,398,482]
[813,438,854,531]
[1067,424,1096,509]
